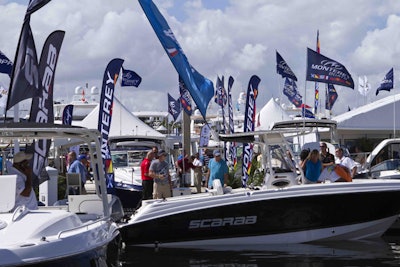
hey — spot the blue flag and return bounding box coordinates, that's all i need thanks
[276,51,297,81]
[325,84,338,110]
[138,0,214,118]
[306,48,354,89]
[0,51,12,77]
[179,76,192,116]
[242,75,260,187]
[168,93,181,121]
[62,104,74,125]
[283,78,302,107]
[121,67,142,87]
[98,58,124,194]
[376,68,394,96]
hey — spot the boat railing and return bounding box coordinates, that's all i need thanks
[57,217,107,239]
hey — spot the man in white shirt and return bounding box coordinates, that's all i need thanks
[335,148,357,178]
[7,151,38,210]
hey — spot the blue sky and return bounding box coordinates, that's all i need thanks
[0,0,399,117]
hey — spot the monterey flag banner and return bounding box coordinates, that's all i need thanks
[7,0,51,110]
[376,68,394,96]
[27,30,65,187]
[98,58,124,193]
[138,0,214,118]
[0,51,13,77]
[276,51,297,81]
[306,48,354,89]
[168,93,181,121]
[121,67,142,87]
[242,75,260,187]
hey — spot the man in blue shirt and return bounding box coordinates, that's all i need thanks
[206,150,229,189]
[67,151,88,194]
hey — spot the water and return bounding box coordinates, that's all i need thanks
[118,234,400,267]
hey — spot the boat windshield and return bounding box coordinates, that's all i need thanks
[111,150,148,168]
[370,159,400,173]
[268,145,295,173]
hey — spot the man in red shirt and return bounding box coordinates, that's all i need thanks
[141,150,155,200]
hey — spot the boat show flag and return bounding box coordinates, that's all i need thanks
[283,78,302,107]
[306,48,354,89]
[121,67,142,87]
[27,30,65,187]
[325,84,338,110]
[227,76,237,166]
[276,51,297,81]
[98,58,124,194]
[314,30,320,114]
[138,0,214,119]
[179,76,192,116]
[242,75,260,187]
[167,93,181,121]
[375,68,394,96]
[0,51,13,77]
[62,104,74,125]
[358,75,370,96]
[6,0,51,110]
[199,124,211,147]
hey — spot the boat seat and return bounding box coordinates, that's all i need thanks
[0,175,17,212]
[208,179,224,196]
[66,173,82,195]
[68,194,112,215]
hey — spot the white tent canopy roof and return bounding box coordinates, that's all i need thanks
[334,93,400,131]
[75,97,165,138]
[255,98,291,131]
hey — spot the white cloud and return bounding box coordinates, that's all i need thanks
[0,0,399,115]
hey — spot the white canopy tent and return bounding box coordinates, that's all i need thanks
[75,97,165,138]
[255,98,291,131]
[334,93,400,140]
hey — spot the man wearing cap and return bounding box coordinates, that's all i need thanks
[67,151,88,194]
[149,149,172,199]
[7,151,38,210]
[206,150,229,189]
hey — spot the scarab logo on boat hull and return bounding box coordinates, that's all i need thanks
[189,216,257,229]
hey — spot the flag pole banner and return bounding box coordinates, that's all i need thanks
[0,51,13,77]
[179,76,193,116]
[358,75,370,96]
[276,51,297,81]
[199,124,211,147]
[62,104,74,125]
[6,0,52,110]
[227,76,236,166]
[27,30,65,187]
[242,75,260,187]
[306,48,354,89]
[98,58,124,194]
[168,93,181,121]
[283,78,302,107]
[325,84,338,110]
[138,0,214,118]
[376,68,394,96]
[121,67,142,87]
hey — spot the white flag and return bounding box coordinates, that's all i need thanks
[358,75,370,96]
[0,83,8,108]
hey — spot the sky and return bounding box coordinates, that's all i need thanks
[0,0,399,117]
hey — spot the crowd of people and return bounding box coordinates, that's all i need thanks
[299,142,358,183]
